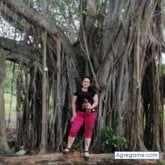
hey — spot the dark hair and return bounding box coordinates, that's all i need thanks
[81,76,91,82]
[79,76,97,93]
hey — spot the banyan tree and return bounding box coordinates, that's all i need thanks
[0,0,164,154]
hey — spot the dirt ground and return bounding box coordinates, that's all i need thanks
[0,152,164,165]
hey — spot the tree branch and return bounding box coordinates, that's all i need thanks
[0,37,37,64]
[0,0,75,56]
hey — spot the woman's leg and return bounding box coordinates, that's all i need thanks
[84,113,96,153]
[65,112,85,150]
[64,136,75,151]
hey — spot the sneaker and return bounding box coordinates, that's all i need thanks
[62,147,70,154]
[84,151,89,160]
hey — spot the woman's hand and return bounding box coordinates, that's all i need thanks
[84,102,92,110]
[71,112,77,122]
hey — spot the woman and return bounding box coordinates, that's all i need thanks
[63,77,98,160]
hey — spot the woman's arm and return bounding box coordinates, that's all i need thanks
[71,95,77,121]
[91,94,98,109]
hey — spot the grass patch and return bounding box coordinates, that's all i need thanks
[4,93,16,115]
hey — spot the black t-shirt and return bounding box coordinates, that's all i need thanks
[74,88,97,111]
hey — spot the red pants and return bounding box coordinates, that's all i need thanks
[69,111,96,138]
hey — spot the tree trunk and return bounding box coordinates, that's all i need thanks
[0,49,12,154]
[40,31,48,154]
[130,23,146,150]
[55,39,62,151]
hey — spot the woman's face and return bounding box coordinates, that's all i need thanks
[82,78,90,89]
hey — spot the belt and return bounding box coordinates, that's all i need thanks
[80,109,96,113]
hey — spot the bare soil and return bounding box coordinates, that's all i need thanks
[0,152,164,165]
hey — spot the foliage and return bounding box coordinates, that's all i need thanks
[4,93,16,119]
[4,61,16,95]
[4,62,17,118]
[100,126,128,153]
[161,64,165,74]
[29,0,80,43]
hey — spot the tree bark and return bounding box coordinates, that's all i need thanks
[55,39,62,151]
[0,49,12,154]
[0,37,37,64]
[0,0,76,57]
[40,31,48,154]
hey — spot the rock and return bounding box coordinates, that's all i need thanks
[15,146,26,156]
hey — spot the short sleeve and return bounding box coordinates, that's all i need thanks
[89,87,97,97]
[73,90,79,96]
[91,90,97,97]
